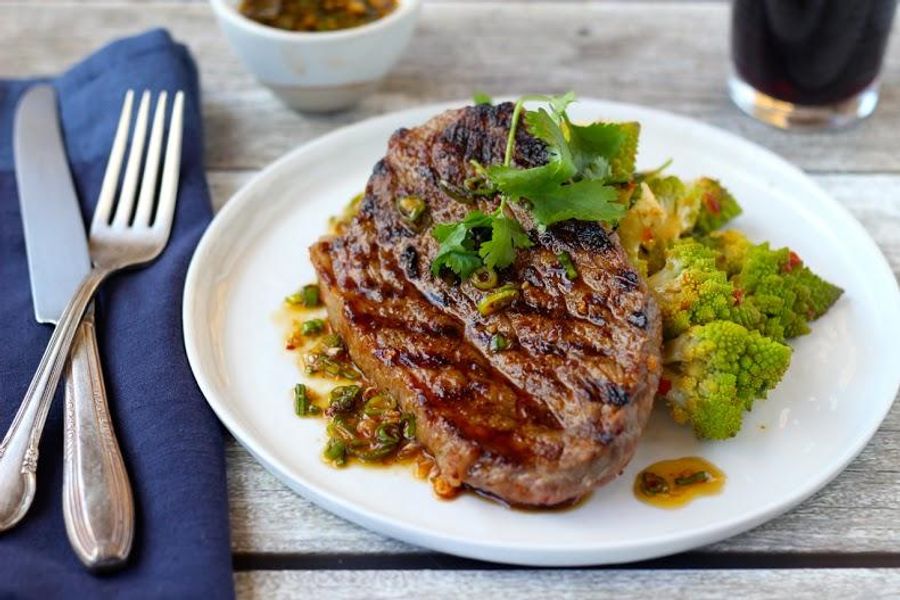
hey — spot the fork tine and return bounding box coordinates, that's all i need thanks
[91,90,134,229]
[152,91,184,238]
[133,92,168,227]
[111,90,150,228]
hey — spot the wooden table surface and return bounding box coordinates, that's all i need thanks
[3,0,899,597]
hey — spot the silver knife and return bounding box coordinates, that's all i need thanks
[12,85,133,569]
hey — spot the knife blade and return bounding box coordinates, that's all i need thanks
[14,85,91,323]
[12,84,133,568]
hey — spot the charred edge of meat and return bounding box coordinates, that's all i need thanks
[540,221,614,254]
[627,310,648,329]
[401,245,420,279]
[614,269,640,291]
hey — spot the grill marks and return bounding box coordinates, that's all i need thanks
[310,103,662,506]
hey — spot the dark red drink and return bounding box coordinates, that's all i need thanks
[732,0,896,107]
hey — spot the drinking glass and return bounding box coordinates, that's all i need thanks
[730,0,897,129]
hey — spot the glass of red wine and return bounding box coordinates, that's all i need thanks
[730,0,897,129]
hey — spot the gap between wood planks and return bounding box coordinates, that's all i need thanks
[232,551,900,572]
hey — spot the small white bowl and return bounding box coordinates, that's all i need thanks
[210,0,421,112]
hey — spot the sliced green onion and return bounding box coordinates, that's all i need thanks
[348,444,396,462]
[329,385,361,413]
[375,423,401,446]
[557,251,578,280]
[396,195,427,224]
[401,414,416,440]
[674,471,710,486]
[363,393,397,416]
[489,334,510,353]
[640,471,669,496]
[286,284,320,308]
[301,318,325,336]
[471,267,498,290]
[323,438,347,466]
[293,383,320,416]
[477,284,519,316]
[326,415,356,441]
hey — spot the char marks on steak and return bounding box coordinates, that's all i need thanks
[310,103,662,506]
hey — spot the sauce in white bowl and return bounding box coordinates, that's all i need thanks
[209,0,421,112]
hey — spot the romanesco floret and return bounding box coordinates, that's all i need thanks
[699,229,752,275]
[616,182,669,277]
[687,178,743,235]
[616,176,743,277]
[648,175,695,236]
[660,321,792,440]
[729,238,844,341]
[647,239,736,339]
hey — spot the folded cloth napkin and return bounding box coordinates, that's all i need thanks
[0,30,233,598]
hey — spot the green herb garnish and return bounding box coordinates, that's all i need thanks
[489,333,510,353]
[473,91,493,106]
[477,283,519,316]
[329,385,362,413]
[293,383,320,416]
[323,438,347,466]
[640,471,669,496]
[557,251,578,280]
[286,283,320,308]
[431,92,630,281]
[674,470,711,486]
[301,318,325,336]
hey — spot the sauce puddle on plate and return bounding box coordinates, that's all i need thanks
[634,456,725,509]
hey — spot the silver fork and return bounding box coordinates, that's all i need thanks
[0,89,185,536]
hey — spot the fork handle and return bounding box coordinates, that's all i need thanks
[63,305,134,570]
[0,267,109,531]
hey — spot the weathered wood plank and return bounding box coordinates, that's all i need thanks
[234,569,900,600]
[1,3,899,173]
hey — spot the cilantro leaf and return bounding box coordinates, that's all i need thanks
[473,91,493,106]
[488,108,576,196]
[430,211,493,277]
[528,180,625,226]
[479,215,533,270]
[548,92,576,122]
[565,120,625,176]
[432,249,483,279]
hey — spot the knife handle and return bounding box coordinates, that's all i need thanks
[0,266,107,532]
[62,306,134,571]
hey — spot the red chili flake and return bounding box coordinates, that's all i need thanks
[657,378,672,396]
[641,227,654,243]
[285,343,296,350]
[704,192,721,214]
[732,288,744,306]
[784,251,802,273]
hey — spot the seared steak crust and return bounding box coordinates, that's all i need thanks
[310,103,662,506]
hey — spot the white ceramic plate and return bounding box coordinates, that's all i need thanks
[184,98,900,566]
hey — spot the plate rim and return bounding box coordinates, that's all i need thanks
[183,97,900,566]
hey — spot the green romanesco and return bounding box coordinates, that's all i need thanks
[647,239,737,339]
[616,175,743,277]
[687,178,743,235]
[660,321,793,440]
[616,182,669,277]
[698,228,752,275]
[702,230,844,341]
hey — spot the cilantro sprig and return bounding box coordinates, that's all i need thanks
[431,92,635,280]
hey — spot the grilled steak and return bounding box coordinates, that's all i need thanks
[310,102,662,506]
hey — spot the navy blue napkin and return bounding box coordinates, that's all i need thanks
[0,30,234,597]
